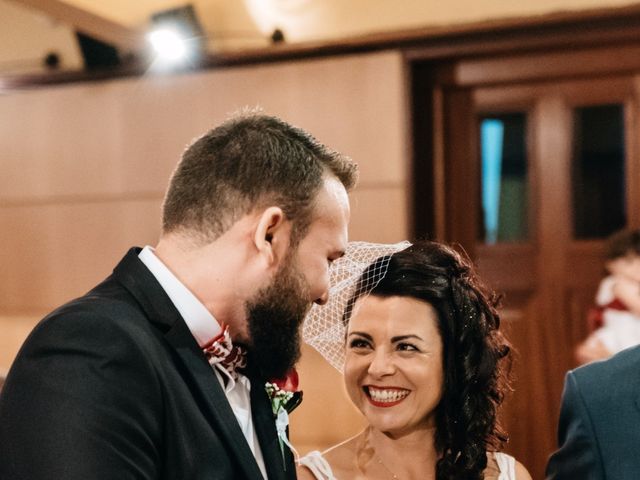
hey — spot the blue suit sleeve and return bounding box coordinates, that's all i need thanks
[545,370,604,480]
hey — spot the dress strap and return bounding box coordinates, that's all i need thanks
[297,450,338,480]
[493,452,517,479]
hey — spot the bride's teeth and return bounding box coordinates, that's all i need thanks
[368,387,409,402]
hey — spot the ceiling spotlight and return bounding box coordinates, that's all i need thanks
[148,28,189,62]
[147,5,205,67]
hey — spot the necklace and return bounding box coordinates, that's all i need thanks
[376,453,399,480]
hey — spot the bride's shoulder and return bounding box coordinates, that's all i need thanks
[298,432,364,480]
[513,459,532,480]
[324,433,361,455]
[321,433,362,471]
[297,458,321,480]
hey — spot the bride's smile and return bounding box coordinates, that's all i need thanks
[364,385,411,406]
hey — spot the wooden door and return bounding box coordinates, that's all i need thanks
[417,69,640,478]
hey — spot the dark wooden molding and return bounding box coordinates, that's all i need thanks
[5,3,640,91]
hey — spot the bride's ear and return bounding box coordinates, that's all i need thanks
[253,206,291,267]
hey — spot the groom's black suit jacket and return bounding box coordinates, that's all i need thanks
[0,248,296,480]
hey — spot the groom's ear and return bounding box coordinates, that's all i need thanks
[253,206,291,268]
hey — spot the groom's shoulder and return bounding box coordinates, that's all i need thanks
[55,273,139,319]
[29,272,146,346]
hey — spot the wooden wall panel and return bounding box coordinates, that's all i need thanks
[0,52,408,201]
[0,315,40,378]
[349,187,408,243]
[0,199,162,311]
[290,344,366,452]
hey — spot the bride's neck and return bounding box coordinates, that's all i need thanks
[360,426,439,478]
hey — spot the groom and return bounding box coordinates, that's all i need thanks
[0,113,357,479]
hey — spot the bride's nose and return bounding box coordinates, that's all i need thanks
[367,348,395,377]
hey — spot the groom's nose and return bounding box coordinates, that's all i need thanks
[314,289,329,305]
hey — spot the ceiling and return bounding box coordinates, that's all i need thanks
[5,0,640,77]
[0,0,278,75]
[1,0,403,76]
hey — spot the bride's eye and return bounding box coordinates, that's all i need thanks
[348,338,371,349]
[396,342,419,352]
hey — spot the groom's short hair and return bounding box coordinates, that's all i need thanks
[161,112,357,244]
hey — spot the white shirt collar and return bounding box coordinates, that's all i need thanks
[138,245,221,348]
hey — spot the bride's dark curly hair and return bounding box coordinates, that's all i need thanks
[345,240,512,480]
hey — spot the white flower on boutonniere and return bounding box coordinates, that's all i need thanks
[265,369,303,468]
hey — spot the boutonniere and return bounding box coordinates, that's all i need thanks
[265,369,303,467]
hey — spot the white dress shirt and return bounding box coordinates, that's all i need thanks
[139,246,268,479]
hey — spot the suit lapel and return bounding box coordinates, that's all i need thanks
[165,320,265,479]
[114,248,264,479]
[251,376,297,480]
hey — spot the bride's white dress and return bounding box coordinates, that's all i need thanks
[298,450,517,480]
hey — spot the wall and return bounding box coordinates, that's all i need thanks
[0,50,408,450]
[0,0,82,73]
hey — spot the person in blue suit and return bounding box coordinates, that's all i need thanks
[546,345,640,479]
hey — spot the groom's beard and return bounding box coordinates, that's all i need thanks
[244,255,310,380]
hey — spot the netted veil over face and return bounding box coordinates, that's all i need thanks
[302,240,412,371]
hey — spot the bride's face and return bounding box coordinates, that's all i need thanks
[343,295,443,437]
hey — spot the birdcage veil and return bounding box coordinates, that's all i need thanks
[302,240,412,371]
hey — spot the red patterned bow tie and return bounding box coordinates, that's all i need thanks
[202,324,247,381]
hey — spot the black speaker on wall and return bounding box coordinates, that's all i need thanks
[75,32,120,70]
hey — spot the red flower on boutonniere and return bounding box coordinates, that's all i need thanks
[265,369,303,416]
[265,369,303,467]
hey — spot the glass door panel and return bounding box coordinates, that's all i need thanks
[571,104,626,239]
[478,113,529,244]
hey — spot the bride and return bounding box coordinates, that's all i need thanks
[297,241,531,480]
